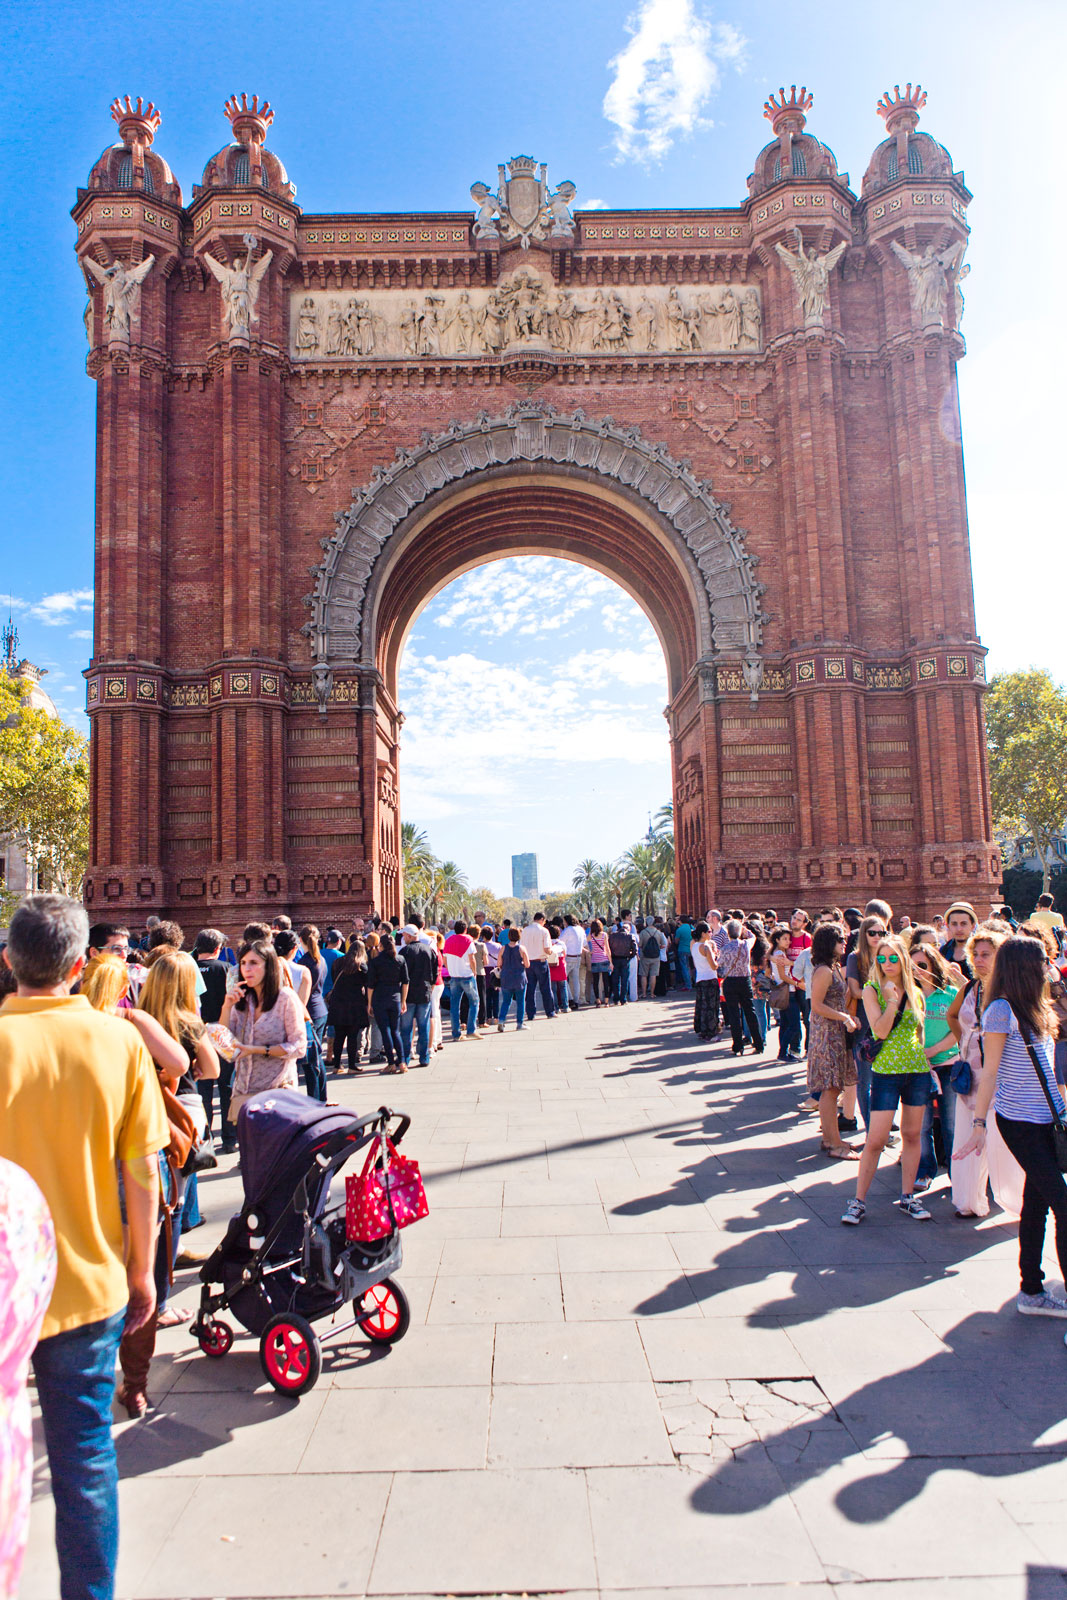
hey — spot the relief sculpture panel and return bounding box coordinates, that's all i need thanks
[288,273,762,362]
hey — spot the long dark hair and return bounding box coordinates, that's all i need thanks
[811,922,844,969]
[234,939,281,1013]
[988,934,1056,1040]
[299,923,322,964]
[339,937,367,976]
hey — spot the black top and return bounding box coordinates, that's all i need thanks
[195,956,228,1024]
[940,938,975,982]
[297,951,328,1022]
[401,942,438,1005]
[326,967,369,1027]
[366,949,407,999]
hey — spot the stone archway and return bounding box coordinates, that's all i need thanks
[306,401,767,916]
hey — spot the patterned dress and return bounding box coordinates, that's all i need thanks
[0,1157,57,1600]
[807,966,857,1093]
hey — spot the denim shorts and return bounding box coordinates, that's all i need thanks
[869,1069,934,1113]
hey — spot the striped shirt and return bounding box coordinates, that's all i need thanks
[983,999,1064,1123]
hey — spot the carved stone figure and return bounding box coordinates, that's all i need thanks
[665,288,690,353]
[634,295,658,352]
[83,296,93,347]
[697,290,724,348]
[546,179,577,237]
[952,260,970,328]
[553,290,582,351]
[325,300,343,356]
[202,233,273,341]
[774,228,847,326]
[720,289,742,350]
[470,157,578,252]
[891,238,962,327]
[399,301,418,357]
[740,288,762,348]
[296,297,319,353]
[356,299,376,355]
[340,299,359,356]
[470,182,501,241]
[84,253,156,345]
[479,293,508,353]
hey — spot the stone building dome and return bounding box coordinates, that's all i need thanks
[86,97,182,204]
[862,84,955,195]
[748,86,848,198]
[197,94,296,202]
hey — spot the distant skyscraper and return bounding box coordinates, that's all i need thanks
[512,852,539,900]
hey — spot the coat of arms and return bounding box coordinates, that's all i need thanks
[470,156,577,251]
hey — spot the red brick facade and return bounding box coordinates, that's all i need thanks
[74,86,999,931]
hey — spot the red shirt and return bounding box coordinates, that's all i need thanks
[788,930,812,963]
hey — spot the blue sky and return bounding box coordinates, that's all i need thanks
[0,0,1062,892]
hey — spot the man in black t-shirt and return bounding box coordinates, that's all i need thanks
[194,928,234,1150]
[400,925,438,1068]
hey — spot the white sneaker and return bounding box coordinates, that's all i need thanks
[1018,1290,1067,1318]
[841,1198,866,1226]
[896,1194,932,1221]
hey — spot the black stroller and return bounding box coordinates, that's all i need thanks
[193,1089,412,1395]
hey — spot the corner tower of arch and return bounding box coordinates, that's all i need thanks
[74,84,998,927]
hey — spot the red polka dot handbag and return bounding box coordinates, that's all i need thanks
[346,1135,429,1241]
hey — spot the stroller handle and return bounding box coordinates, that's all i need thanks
[379,1106,411,1146]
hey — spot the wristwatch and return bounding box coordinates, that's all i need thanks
[973,1117,986,1127]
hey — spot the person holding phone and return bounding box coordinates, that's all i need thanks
[842,934,932,1225]
[220,941,306,1119]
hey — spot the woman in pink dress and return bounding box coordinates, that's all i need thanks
[0,1156,57,1600]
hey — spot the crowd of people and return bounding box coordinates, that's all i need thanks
[1,885,1067,1599]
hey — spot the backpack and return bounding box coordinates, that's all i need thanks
[609,928,637,961]
[640,929,661,958]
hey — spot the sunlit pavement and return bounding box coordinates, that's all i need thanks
[25,996,1067,1599]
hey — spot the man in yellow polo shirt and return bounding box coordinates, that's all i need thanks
[0,894,168,1600]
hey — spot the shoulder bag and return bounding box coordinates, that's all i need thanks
[1018,1016,1067,1171]
[856,989,906,1068]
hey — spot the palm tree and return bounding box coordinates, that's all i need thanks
[598,859,626,923]
[619,843,660,918]
[429,859,469,923]
[401,821,437,919]
[571,857,601,917]
[650,803,675,912]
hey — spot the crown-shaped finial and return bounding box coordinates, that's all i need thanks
[224,93,274,145]
[110,96,161,146]
[508,155,539,175]
[877,83,927,129]
[764,85,813,131]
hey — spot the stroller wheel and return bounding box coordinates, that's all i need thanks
[197,1318,234,1358]
[357,1278,411,1344]
[260,1312,321,1395]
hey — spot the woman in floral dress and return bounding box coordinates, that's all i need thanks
[807,923,859,1159]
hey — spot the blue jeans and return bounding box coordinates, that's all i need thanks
[525,960,555,1018]
[552,979,570,1013]
[610,962,629,1004]
[918,1060,958,1182]
[675,950,692,989]
[499,983,526,1027]
[778,995,803,1058]
[301,1018,328,1101]
[373,994,403,1062]
[752,993,769,1043]
[797,992,811,1050]
[450,975,480,1037]
[854,1041,872,1129]
[33,1309,125,1600]
[400,999,432,1064]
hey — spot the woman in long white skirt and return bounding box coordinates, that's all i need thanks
[949,924,1024,1217]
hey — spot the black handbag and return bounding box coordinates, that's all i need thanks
[856,990,906,1068]
[1020,1021,1067,1172]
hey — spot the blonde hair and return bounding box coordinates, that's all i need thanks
[139,949,201,1045]
[870,934,925,1022]
[82,953,129,1013]
[967,922,1007,967]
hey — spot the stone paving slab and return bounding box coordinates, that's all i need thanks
[24,994,1067,1597]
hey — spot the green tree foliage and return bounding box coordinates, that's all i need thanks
[986,670,1067,893]
[0,675,89,916]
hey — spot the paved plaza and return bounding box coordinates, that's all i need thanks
[24,997,1067,1599]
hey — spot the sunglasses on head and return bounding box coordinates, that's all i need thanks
[876,952,900,965]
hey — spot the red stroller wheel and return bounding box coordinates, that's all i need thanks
[357,1278,411,1344]
[259,1312,322,1394]
[197,1318,234,1358]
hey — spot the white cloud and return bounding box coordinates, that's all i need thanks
[2,588,95,627]
[560,645,667,688]
[70,629,92,640]
[580,198,610,210]
[432,557,620,637]
[603,0,746,166]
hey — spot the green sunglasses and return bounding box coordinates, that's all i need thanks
[876,952,900,965]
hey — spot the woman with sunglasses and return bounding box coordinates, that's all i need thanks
[909,944,961,1193]
[845,915,891,1134]
[956,935,1067,1318]
[842,935,932,1224]
[946,922,1023,1219]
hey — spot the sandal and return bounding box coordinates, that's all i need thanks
[821,1143,861,1161]
[156,1305,192,1327]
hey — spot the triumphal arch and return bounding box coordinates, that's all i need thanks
[75,86,998,926]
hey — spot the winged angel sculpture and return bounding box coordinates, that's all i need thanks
[890,239,964,327]
[774,228,847,326]
[83,253,155,344]
[203,233,274,340]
